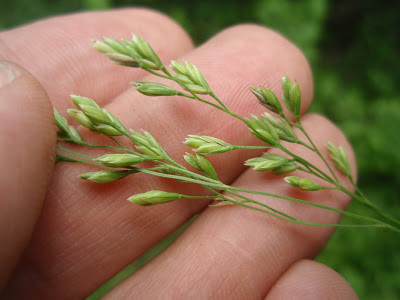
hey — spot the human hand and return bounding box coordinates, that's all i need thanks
[0,9,358,299]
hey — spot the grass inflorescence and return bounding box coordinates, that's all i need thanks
[54,34,400,232]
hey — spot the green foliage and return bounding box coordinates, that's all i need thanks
[2,0,399,299]
[253,0,328,62]
[82,0,111,10]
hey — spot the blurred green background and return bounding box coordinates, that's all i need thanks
[2,0,399,299]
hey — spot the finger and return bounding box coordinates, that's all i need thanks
[0,8,193,111]
[4,25,313,299]
[0,61,56,291]
[265,260,358,300]
[105,114,356,299]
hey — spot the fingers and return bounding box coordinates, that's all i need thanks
[104,114,356,298]
[0,61,56,291]
[265,260,358,300]
[0,8,193,111]
[4,24,313,299]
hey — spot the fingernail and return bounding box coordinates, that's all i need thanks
[0,61,21,88]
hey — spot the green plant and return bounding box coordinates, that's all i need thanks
[55,34,400,232]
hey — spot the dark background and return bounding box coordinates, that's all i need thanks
[1,0,399,299]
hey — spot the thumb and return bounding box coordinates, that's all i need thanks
[0,61,56,291]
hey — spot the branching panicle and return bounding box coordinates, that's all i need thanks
[53,34,400,233]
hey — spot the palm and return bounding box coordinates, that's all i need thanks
[0,9,357,299]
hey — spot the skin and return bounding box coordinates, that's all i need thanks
[0,8,358,299]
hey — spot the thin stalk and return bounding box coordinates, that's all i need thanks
[297,140,315,152]
[225,185,396,229]
[155,162,223,185]
[226,190,297,220]
[210,189,391,229]
[209,91,230,112]
[136,168,226,189]
[297,166,331,183]
[199,96,250,125]
[109,136,126,149]
[57,146,162,171]
[225,110,249,124]
[160,66,173,77]
[176,91,227,111]
[282,116,299,128]
[56,151,172,174]
[182,195,218,200]
[362,200,400,227]
[141,67,170,80]
[232,145,273,150]
[163,156,189,170]
[206,188,302,223]
[57,145,95,160]
[345,179,400,227]
[58,139,140,155]
[297,119,339,183]
[55,154,105,167]
[57,154,104,167]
